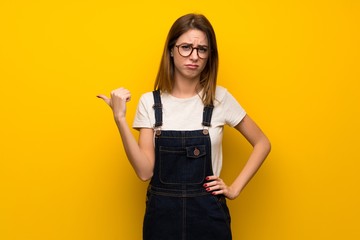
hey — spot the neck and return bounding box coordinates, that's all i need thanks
[172,76,201,98]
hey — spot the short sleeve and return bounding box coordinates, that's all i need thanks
[132,92,154,129]
[218,87,246,127]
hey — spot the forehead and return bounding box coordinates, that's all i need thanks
[177,29,208,45]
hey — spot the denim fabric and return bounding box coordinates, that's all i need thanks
[143,91,232,240]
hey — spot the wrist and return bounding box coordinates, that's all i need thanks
[114,115,126,124]
[229,185,242,199]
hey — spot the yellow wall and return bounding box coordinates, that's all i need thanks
[1,0,359,239]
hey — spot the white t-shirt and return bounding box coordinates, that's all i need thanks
[132,86,246,176]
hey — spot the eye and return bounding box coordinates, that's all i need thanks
[180,44,192,51]
[198,47,208,53]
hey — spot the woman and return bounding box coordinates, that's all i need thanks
[98,13,271,240]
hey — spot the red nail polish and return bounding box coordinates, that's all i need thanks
[205,177,210,180]
[203,184,207,187]
[212,192,216,195]
[206,188,210,191]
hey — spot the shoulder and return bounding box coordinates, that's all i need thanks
[139,91,154,99]
[135,91,155,115]
[138,91,155,104]
[139,90,171,102]
[137,90,174,111]
[215,85,228,97]
[214,86,232,105]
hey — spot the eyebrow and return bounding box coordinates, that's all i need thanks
[178,42,209,48]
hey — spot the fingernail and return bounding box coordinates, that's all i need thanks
[212,192,216,195]
[205,177,210,180]
[203,184,207,187]
[206,188,210,191]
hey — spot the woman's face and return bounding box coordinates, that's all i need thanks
[172,29,209,82]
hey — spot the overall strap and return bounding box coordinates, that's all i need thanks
[202,104,214,127]
[152,90,163,127]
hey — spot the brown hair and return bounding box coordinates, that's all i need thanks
[154,13,219,106]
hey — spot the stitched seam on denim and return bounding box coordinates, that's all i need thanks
[149,185,206,192]
[211,195,232,229]
[149,190,209,198]
[182,197,186,240]
[155,135,209,139]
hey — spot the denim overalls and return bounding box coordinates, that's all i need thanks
[143,90,232,240]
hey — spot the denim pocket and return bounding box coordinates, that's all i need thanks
[159,145,206,184]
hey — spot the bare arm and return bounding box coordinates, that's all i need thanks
[204,115,271,199]
[115,119,154,181]
[97,88,155,181]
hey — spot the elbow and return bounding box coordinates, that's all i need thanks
[255,135,271,156]
[253,135,271,158]
[264,137,271,155]
[138,172,153,182]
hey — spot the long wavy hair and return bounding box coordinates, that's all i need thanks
[154,13,219,106]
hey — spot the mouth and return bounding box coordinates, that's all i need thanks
[185,64,199,69]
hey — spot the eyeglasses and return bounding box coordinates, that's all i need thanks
[175,44,209,59]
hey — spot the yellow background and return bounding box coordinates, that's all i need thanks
[1,0,359,239]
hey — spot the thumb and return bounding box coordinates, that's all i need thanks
[96,94,111,106]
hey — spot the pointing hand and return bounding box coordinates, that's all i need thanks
[97,87,131,120]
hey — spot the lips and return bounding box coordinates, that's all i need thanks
[185,64,199,69]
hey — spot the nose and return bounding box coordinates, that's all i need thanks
[189,48,199,61]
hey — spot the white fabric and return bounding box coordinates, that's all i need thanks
[132,86,246,176]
